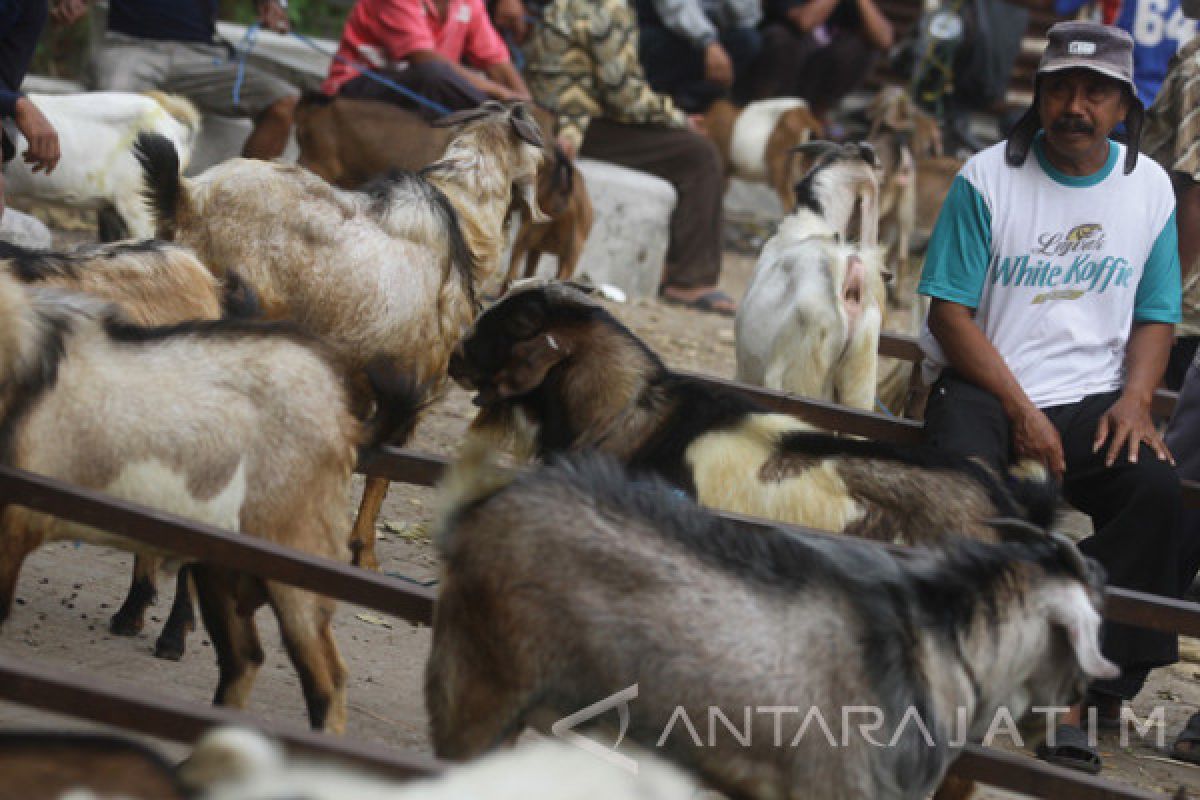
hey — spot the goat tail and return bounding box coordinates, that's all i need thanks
[219,270,262,320]
[361,359,430,450]
[434,430,515,557]
[1005,459,1059,530]
[143,91,201,141]
[133,132,187,240]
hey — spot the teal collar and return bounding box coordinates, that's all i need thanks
[1033,133,1119,187]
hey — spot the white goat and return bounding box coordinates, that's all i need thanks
[736,141,888,411]
[135,101,546,571]
[0,271,420,733]
[173,728,700,800]
[5,91,200,241]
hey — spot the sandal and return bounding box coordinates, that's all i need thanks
[1171,711,1200,765]
[1036,724,1103,775]
[659,288,737,318]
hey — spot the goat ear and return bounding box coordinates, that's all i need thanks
[432,106,493,128]
[1048,586,1120,681]
[494,332,571,399]
[857,142,879,168]
[510,106,546,148]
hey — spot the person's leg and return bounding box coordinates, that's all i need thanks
[637,25,713,113]
[339,61,489,120]
[744,22,813,101]
[721,25,762,106]
[1165,335,1200,391]
[920,370,1011,470]
[90,32,169,92]
[792,31,877,118]
[579,119,728,309]
[1048,392,1185,698]
[159,41,300,159]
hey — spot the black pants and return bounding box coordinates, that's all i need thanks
[638,24,763,112]
[924,372,1187,700]
[1165,335,1200,391]
[745,23,876,115]
[338,60,487,121]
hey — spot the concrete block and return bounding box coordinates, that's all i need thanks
[526,158,676,300]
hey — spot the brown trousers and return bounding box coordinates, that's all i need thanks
[579,119,724,289]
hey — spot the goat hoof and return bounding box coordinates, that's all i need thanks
[153,634,187,662]
[109,611,144,636]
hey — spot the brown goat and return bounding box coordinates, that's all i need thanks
[449,282,1057,545]
[0,238,257,660]
[295,93,590,287]
[704,97,824,210]
[0,732,186,800]
[137,102,545,572]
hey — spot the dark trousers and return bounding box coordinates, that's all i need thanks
[338,60,487,121]
[638,24,762,112]
[746,22,875,115]
[1166,358,1200,602]
[1165,335,1200,391]
[924,372,1188,700]
[579,119,723,289]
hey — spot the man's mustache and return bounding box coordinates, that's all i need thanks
[1051,116,1096,134]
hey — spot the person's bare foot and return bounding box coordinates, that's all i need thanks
[659,285,736,317]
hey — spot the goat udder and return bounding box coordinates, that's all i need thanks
[842,255,865,328]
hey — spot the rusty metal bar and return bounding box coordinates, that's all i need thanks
[876,333,1179,417]
[0,652,439,780]
[952,744,1164,800]
[0,466,435,627]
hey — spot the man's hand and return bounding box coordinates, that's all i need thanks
[14,97,60,175]
[1093,393,1174,468]
[1010,403,1067,479]
[703,41,733,87]
[495,0,530,43]
[257,0,291,34]
[686,113,708,135]
[51,0,89,26]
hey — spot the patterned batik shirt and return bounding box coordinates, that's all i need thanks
[521,0,688,153]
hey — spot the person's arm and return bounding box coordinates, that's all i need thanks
[484,61,532,100]
[2,3,59,173]
[652,0,720,48]
[919,173,1066,476]
[786,0,839,33]
[854,0,893,50]
[590,2,689,130]
[51,0,90,26]
[255,0,291,33]
[1093,323,1176,466]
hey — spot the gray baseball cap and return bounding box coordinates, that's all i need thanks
[1006,21,1144,174]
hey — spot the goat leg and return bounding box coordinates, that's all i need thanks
[0,510,40,624]
[110,554,159,636]
[153,565,196,661]
[348,477,388,571]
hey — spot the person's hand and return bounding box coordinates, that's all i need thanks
[495,0,530,43]
[1010,403,1066,480]
[703,41,733,86]
[258,0,291,34]
[687,113,708,135]
[14,97,60,175]
[51,0,89,26]
[1093,393,1174,468]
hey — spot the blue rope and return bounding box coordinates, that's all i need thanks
[288,29,453,117]
[875,398,896,417]
[230,21,261,108]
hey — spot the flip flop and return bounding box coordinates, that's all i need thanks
[1171,711,1200,765]
[1036,724,1103,775]
[660,288,736,318]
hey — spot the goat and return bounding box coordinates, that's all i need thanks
[173,727,699,800]
[5,91,200,242]
[0,272,421,732]
[295,93,590,288]
[0,237,258,661]
[704,97,824,210]
[449,282,1057,545]
[736,141,888,412]
[136,100,546,572]
[0,731,186,800]
[426,446,1117,800]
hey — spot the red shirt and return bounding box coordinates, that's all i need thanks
[322,0,510,95]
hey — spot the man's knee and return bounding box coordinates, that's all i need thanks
[1120,454,1182,510]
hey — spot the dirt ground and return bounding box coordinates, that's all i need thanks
[0,232,1197,797]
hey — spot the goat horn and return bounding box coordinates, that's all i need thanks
[432,107,494,128]
[1049,531,1091,581]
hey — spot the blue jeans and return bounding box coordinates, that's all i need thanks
[638,24,762,112]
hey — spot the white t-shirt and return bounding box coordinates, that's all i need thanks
[918,136,1181,408]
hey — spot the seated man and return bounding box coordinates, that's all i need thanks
[919,22,1188,773]
[321,0,531,118]
[507,0,734,315]
[633,0,761,112]
[746,0,892,118]
[56,0,299,160]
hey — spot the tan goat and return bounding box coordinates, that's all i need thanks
[0,272,420,732]
[136,101,546,571]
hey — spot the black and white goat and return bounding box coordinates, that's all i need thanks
[736,142,889,412]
